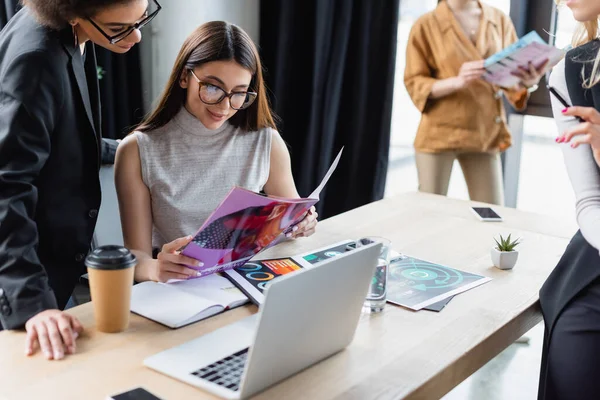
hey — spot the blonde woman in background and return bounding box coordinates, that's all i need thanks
[404,0,546,205]
[539,1,600,398]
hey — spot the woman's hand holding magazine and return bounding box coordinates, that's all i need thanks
[287,206,318,238]
[135,235,204,283]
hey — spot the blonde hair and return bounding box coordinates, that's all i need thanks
[557,0,600,87]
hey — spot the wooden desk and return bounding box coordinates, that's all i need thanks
[0,193,576,400]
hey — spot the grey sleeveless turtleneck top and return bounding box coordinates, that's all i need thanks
[134,107,273,248]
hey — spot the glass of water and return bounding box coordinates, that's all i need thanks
[357,237,391,314]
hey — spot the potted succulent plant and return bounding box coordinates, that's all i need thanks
[491,234,521,270]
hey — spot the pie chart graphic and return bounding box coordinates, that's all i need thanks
[390,257,464,291]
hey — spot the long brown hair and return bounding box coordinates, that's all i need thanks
[136,21,276,133]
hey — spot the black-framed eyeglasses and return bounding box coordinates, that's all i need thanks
[189,70,257,111]
[87,0,162,44]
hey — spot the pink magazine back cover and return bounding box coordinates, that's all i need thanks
[181,188,316,276]
[180,147,343,277]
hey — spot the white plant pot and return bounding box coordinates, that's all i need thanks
[491,248,519,270]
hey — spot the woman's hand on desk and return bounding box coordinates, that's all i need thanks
[135,236,203,283]
[25,310,83,360]
[288,206,318,238]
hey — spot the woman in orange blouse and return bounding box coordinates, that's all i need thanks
[404,0,547,205]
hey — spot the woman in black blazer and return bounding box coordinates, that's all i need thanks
[0,0,160,360]
[539,1,600,398]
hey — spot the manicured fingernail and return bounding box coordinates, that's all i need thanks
[562,108,568,113]
[55,351,63,359]
[196,271,202,276]
[555,137,560,142]
[25,348,31,356]
[293,226,299,232]
[187,235,193,240]
[197,261,204,267]
[44,351,52,359]
[286,233,293,238]
[73,332,79,339]
[68,346,75,354]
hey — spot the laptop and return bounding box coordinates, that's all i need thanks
[143,241,382,399]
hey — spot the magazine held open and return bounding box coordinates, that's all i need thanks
[180,147,344,277]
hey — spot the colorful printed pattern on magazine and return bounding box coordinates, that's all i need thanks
[482,31,565,88]
[236,258,303,293]
[182,147,344,278]
[182,188,315,277]
[223,240,354,304]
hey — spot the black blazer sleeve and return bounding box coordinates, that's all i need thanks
[0,50,64,329]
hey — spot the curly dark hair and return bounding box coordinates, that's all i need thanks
[22,0,135,30]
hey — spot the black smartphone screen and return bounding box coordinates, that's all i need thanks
[472,207,501,220]
[110,388,162,400]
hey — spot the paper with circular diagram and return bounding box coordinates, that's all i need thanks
[387,254,491,311]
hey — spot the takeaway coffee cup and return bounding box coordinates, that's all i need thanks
[85,245,137,333]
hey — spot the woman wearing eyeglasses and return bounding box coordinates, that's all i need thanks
[114,21,318,284]
[0,0,160,360]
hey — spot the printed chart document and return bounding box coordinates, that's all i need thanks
[225,240,354,304]
[387,254,491,311]
[130,274,249,328]
[225,256,310,304]
[483,31,566,88]
[180,148,343,278]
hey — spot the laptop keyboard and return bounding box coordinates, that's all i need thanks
[190,347,249,392]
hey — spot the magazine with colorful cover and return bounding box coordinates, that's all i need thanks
[180,148,343,278]
[224,240,355,304]
[482,31,565,88]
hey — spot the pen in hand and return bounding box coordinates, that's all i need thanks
[548,85,585,123]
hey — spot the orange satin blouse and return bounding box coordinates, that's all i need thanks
[404,1,529,153]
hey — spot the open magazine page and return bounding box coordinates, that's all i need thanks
[269,147,345,247]
[224,256,311,304]
[182,188,316,277]
[181,148,344,278]
[483,31,565,88]
[224,240,354,304]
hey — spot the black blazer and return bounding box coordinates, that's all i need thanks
[538,41,600,396]
[0,8,102,329]
[540,41,600,332]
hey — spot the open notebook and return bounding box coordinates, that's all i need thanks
[130,274,249,329]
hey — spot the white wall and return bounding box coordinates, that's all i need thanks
[139,0,260,111]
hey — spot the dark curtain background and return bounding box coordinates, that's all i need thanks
[0,0,17,27]
[0,1,144,140]
[95,48,144,139]
[260,0,400,219]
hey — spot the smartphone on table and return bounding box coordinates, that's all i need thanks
[471,207,503,222]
